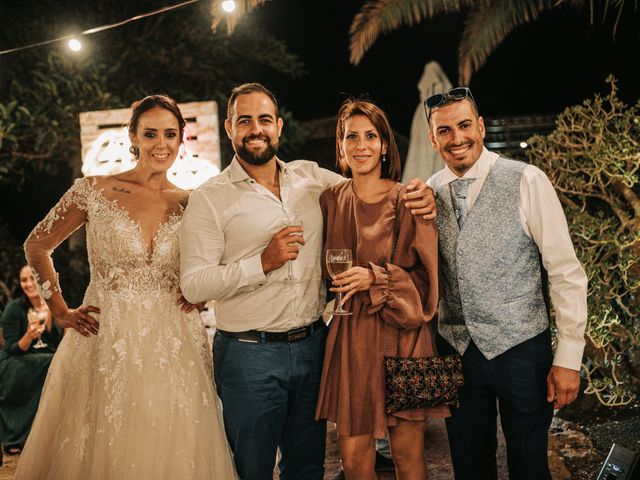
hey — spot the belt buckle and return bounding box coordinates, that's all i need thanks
[287,327,307,342]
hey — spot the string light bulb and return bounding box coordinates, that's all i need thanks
[68,38,82,51]
[221,0,236,13]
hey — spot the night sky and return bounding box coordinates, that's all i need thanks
[2,0,639,137]
[254,0,640,136]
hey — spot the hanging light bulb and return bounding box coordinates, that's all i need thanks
[221,0,236,13]
[68,38,82,52]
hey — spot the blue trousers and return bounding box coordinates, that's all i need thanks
[437,330,554,480]
[213,325,328,480]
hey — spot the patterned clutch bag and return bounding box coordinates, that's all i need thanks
[384,353,464,414]
[383,189,465,415]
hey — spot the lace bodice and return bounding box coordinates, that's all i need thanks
[24,177,183,301]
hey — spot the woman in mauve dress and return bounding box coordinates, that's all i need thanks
[316,99,449,480]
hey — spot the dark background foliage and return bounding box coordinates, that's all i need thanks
[0,0,308,308]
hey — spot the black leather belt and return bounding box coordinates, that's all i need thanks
[217,319,325,343]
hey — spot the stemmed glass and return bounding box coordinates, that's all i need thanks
[27,308,48,349]
[326,249,353,316]
[287,219,304,281]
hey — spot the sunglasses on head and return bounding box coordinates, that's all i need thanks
[424,87,476,115]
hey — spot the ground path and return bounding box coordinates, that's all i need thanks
[0,416,598,480]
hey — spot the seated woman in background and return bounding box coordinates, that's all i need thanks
[0,265,62,455]
[315,99,448,480]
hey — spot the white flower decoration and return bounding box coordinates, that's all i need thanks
[40,280,53,300]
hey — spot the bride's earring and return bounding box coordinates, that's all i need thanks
[129,145,140,159]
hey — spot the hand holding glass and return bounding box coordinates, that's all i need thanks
[287,220,304,281]
[326,249,353,316]
[27,308,48,349]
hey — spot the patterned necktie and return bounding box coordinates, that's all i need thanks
[451,178,475,228]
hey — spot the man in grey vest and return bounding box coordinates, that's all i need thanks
[426,88,588,480]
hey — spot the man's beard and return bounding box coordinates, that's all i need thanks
[236,135,279,166]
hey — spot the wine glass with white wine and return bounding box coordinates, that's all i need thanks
[326,249,353,316]
[27,308,48,349]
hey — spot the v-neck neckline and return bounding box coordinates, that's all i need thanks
[86,182,182,264]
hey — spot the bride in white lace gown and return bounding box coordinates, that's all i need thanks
[16,95,237,479]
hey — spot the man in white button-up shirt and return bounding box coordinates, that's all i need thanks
[426,88,588,480]
[180,83,436,480]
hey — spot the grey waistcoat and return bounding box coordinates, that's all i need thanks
[434,157,549,360]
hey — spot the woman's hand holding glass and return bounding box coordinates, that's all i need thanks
[330,266,375,306]
[26,309,47,344]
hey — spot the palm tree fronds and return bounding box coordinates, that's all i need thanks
[349,0,476,65]
[610,0,637,36]
[457,0,556,84]
[211,0,268,34]
[457,3,516,85]
[348,0,637,82]
[567,0,637,36]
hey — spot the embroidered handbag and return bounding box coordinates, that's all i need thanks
[383,188,464,415]
[384,353,464,414]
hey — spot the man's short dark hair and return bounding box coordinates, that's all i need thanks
[227,83,279,120]
[426,87,480,129]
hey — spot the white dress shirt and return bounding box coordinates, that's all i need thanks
[180,157,344,332]
[429,147,588,371]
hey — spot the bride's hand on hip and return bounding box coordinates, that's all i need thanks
[330,267,374,305]
[58,306,100,336]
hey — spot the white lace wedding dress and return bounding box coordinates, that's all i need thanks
[17,177,237,479]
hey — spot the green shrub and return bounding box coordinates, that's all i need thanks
[527,76,640,406]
